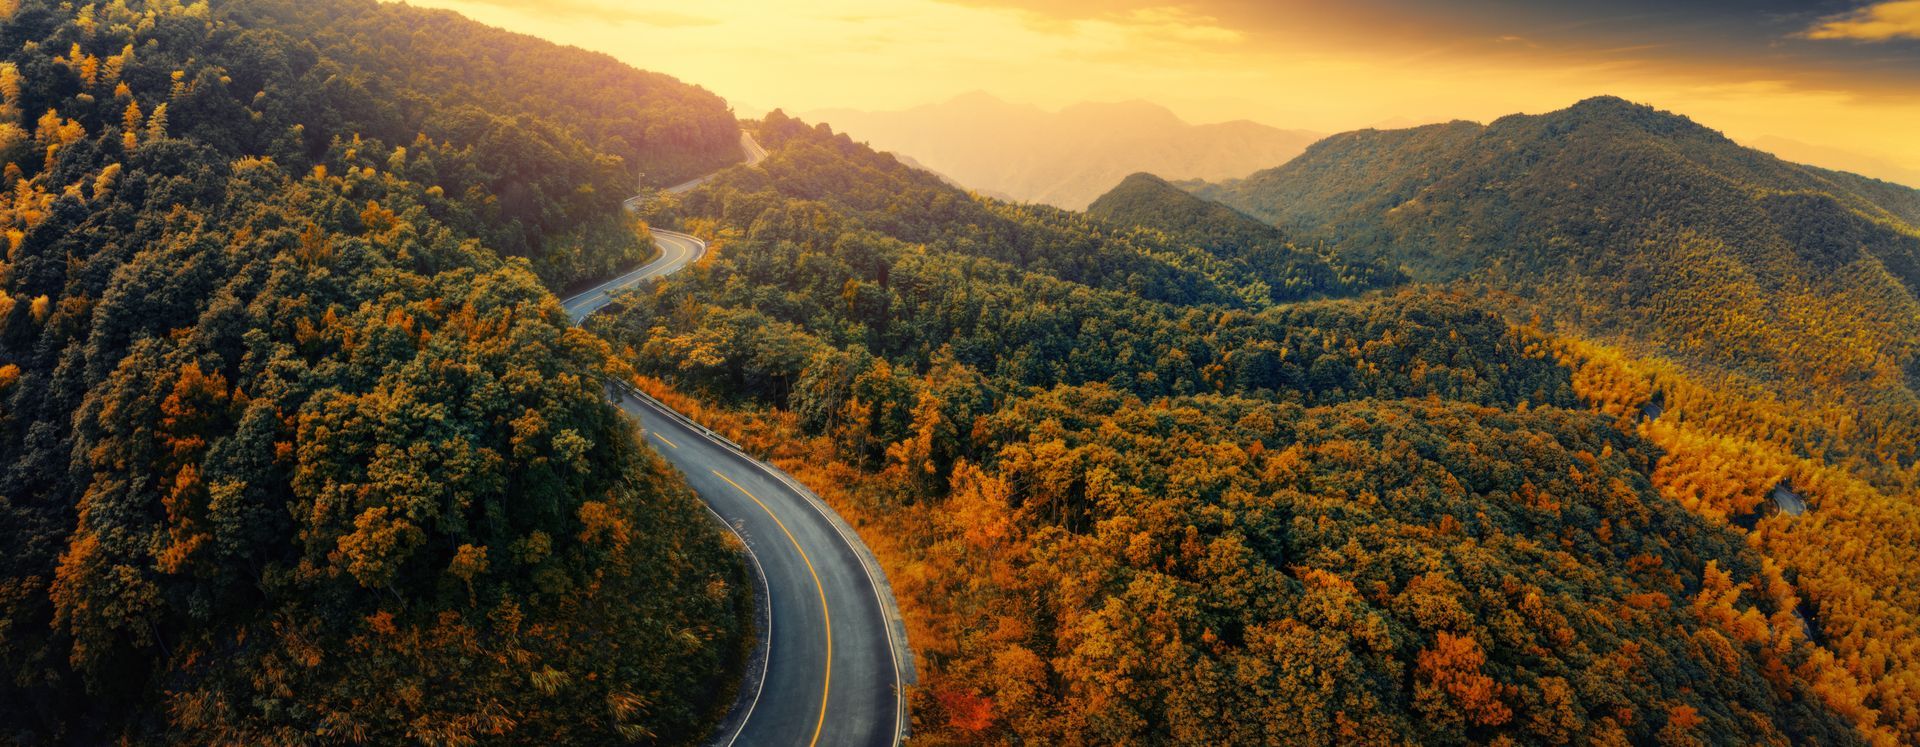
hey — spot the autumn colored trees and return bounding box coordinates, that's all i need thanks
[9,0,1915,740]
[1195,94,1920,743]
[599,114,1892,743]
[1563,337,1920,742]
[0,0,748,741]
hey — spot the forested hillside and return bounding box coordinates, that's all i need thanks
[1088,172,1401,301]
[224,0,742,191]
[603,113,1886,743]
[3,0,740,292]
[0,0,747,742]
[1194,98,1920,425]
[1189,95,1920,742]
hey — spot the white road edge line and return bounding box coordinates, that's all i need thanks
[741,439,911,746]
[621,380,911,747]
[572,228,781,747]
[694,497,772,747]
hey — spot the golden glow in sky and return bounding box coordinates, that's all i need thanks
[402,0,1920,186]
[1807,1,1920,41]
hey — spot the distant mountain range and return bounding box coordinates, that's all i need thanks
[1187,95,1920,398]
[805,92,1321,210]
[1742,135,1920,191]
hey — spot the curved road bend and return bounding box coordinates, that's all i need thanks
[610,388,903,747]
[561,142,911,746]
[563,229,705,324]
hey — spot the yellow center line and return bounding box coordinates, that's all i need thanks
[650,431,679,449]
[711,469,831,747]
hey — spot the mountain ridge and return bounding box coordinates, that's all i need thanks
[1086,171,1404,300]
[1194,95,1920,282]
[1165,94,1920,743]
[1186,96,1920,395]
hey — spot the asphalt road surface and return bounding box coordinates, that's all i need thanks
[608,385,905,747]
[562,229,705,324]
[563,149,910,746]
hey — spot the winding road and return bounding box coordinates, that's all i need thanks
[563,133,914,747]
[562,228,705,324]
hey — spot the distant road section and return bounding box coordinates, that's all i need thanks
[625,131,769,210]
[563,136,913,746]
[562,228,704,324]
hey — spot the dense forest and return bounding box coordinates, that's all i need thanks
[1087,172,1402,302]
[602,111,1900,743]
[1193,97,1920,451]
[0,0,749,742]
[7,0,1918,742]
[1194,98,1920,742]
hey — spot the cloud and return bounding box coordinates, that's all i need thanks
[1114,7,1245,46]
[446,0,720,28]
[1804,0,1920,41]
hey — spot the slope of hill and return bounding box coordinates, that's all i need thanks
[1089,172,1285,246]
[0,0,748,742]
[1197,96,1920,286]
[645,116,1394,310]
[226,0,742,190]
[807,92,1320,210]
[1087,172,1403,300]
[1193,96,1920,741]
[1193,97,1920,410]
[223,0,743,289]
[602,111,1890,744]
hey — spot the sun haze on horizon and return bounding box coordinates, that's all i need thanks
[401,0,1920,187]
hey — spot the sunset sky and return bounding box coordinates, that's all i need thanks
[403,0,1920,185]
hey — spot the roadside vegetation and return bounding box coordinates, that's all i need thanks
[0,1,748,741]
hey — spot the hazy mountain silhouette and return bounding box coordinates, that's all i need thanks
[1742,135,1920,190]
[806,92,1320,210]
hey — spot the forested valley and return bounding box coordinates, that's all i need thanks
[0,0,751,742]
[601,107,1917,744]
